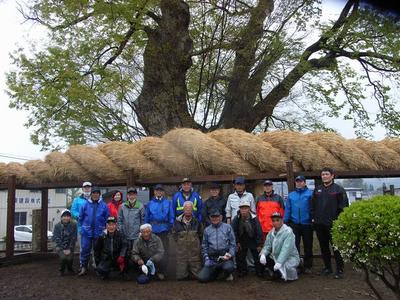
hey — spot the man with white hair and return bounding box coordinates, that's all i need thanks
[131,224,165,282]
[172,201,203,280]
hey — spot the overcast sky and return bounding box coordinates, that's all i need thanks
[0,0,388,164]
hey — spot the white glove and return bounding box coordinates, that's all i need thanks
[273,262,282,271]
[141,265,149,275]
[259,254,266,265]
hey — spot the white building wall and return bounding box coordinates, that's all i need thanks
[0,189,68,238]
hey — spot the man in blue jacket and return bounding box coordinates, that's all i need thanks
[78,187,110,276]
[172,178,203,222]
[71,181,92,246]
[145,184,174,273]
[198,209,236,283]
[284,175,313,273]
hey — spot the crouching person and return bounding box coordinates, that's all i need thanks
[259,212,300,281]
[198,210,236,283]
[131,224,165,283]
[232,199,264,277]
[172,201,203,280]
[52,209,77,276]
[94,217,127,280]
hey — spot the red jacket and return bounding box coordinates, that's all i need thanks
[256,191,285,234]
[108,201,122,218]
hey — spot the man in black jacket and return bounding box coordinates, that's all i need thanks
[94,216,127,279]
[202,182,227,226]
[231,199,264,277]
[311,167,349,279]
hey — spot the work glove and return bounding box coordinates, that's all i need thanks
[117,256,125,272]
[204,257,216,267]
[273,262,282,271]
[146,259,156,275]
[141,265,149,275]
[259,254,267,265]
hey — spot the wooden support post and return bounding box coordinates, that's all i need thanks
[6,175,16,257]
[126,169,136,187]
[40,189,49,252]
[389,184,395,196]
[286,161,295,193]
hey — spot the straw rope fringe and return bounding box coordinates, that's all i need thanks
[1,128,399,185]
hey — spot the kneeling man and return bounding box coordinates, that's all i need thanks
[259,212,300,281]
[94,216,127,279]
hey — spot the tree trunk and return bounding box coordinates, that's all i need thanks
[135,0,198,136]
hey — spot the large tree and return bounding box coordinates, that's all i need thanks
[6,0,400,149]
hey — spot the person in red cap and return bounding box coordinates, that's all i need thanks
[94,216,127,280]
[256,180,285,240]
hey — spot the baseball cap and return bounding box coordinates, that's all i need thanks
[263,180,273,185]
[82,181,92,187]
[106,216,117,223]
[271,212,283,219]
[295,175,306,181]
[182,177,191,183]
[127,187,138,194]
[239,199,251,207]
[234,177,245,184]
[154,184,164,191]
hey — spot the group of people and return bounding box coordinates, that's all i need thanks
[52,167,348,284]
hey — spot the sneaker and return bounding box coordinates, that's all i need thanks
[78,267,87,276]
[320,268,333,276]
[225,274,234,281]
[334,270,344,279]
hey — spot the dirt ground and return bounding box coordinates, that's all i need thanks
[0,256,394,300]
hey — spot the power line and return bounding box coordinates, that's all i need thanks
[0,154,32,161]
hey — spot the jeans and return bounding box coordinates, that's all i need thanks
[198,260,235,283]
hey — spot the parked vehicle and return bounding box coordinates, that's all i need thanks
[14,225,53,242]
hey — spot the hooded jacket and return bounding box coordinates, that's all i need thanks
[117,200,144,240]
[284,187,313,225]
[172,189,203,221]
[79,198,110,238]
[145,196,174,234]
[256,191,285,233]
[52,210,77,251]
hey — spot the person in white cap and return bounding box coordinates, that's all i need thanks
[131,224,165,282]
[52,209,77,276]
[231,198,264,277]
[71,181,92,247]
[259,212,300,281]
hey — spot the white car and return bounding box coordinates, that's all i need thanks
[14,225,53,242]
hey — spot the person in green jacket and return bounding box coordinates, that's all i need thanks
[259,212,300,281]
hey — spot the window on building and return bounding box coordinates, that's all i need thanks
[15,198,17,203]
[24,197,29,204]
[31,198,35,204]
[19,198,23,204]
[55,188,66,194]
[36,198,41,204]
[15,212,27,225]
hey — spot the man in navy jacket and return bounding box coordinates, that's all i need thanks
[284,175,313,273]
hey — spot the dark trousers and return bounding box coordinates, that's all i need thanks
[155,232,169,273]
[236,244,263,276]
[265,256,282,280]
[96,258,118,278]
[198,260,235,283]
[56,249,74,272]
[290,223,313,268]
[314,224,344,271]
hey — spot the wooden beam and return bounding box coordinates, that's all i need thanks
[286,161,295,192]
[126,169,136,187]
[2,169,400,191]
[6,175,16,258]
[40,189,49,252]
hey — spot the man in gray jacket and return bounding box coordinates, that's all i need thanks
[131,224,165,282]
[117,187,145,251]
[198,209,236,283]
[52,209,77,276]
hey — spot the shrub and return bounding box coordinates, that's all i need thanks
[332,195,400,300]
